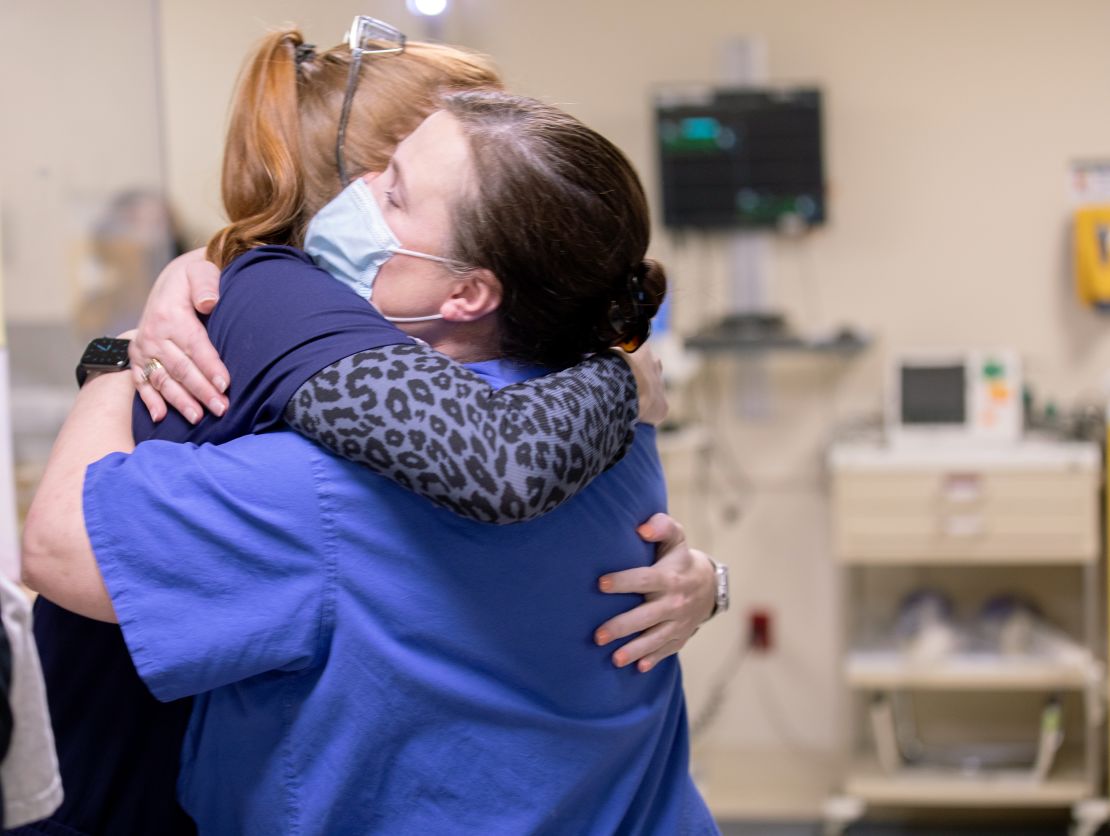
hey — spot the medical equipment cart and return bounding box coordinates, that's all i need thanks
[824,438,1107,835]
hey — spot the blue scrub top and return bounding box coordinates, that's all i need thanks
[85,360,717,836]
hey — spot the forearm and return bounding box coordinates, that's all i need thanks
[22,372,135,621]
[285,345,638,523]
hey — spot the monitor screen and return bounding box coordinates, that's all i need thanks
[656,87,825,229]
[900,365,967,425]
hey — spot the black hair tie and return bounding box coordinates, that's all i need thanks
[294,43,317,68]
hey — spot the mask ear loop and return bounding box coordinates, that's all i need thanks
[377,250,475,323]
[390,247,460,267]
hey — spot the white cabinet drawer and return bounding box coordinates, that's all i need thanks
[832,469,1099,564]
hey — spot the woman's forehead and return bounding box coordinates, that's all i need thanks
[393,111,472,193]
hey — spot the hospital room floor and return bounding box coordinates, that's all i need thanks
[718,822,1074,835]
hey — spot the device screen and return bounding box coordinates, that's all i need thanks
[656,89,824,229]
[901,365,966,425]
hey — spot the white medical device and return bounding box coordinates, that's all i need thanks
[885,350,1022,446]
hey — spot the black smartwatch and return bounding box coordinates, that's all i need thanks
[76,337,131,388]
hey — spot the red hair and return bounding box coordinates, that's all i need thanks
[206,28,502,267]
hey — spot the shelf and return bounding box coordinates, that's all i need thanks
[684,316,869,355]
[846,651,1098,691]
[829,436,1105,819]
[837,551,1098,567]
[845,753,1092,807]
[829,440,1102,472]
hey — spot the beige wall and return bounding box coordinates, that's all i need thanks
[155,0,1110,764]
[0,0,1099,808]
[159,0,1110,398]
[0,1,164,324]
[0,0,1100,781]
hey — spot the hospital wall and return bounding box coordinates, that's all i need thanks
[3,0,1108,791]
[0,1,164,324]
[151,0,1110,766]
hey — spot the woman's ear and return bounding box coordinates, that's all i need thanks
[441,268,502,322]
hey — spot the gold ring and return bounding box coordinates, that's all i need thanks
[141,358,165,385]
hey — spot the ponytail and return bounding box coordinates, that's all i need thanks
[206,29,308,267]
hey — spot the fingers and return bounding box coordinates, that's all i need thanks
[616,344,668,425]
[134,323,230,406]
[154,376,204,425]
[596,512,712,673]
[181,326,231,398]
[152,344,221,424]
[599,565,665,596]
[186,257,220,315]
[134,360,200,425]
[606,625,687,671]
[688,550,718,624]
[133,366,167,423]
[594,598,668,645]
[163,341,228,416]
[596,514,689,593]
[131,347,227,426]
[632,637,688,673]
[636,512,685,548]
[133,249,230,413]
[131,331,229,422]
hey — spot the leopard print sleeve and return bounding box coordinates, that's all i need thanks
[284,344,639,524]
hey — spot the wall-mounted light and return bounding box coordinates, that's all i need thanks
[406,0,448,16]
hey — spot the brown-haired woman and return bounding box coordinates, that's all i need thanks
[24,21,720,836]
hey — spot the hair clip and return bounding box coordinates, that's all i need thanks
[627,264,649,308]
[608,300,629,334]
[295,43,317,67]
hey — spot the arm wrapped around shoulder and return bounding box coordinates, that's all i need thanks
[284,344,639,524]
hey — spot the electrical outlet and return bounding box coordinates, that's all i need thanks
[748,609,772,652]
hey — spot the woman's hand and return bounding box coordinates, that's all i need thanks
[615,345,667,426]
[594,513,716,672]
[129,248,229,424]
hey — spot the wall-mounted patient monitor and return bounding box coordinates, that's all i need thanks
[1074,205,1110,310]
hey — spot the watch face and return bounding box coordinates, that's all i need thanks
[80,337,131,368]
[77,337,131,387]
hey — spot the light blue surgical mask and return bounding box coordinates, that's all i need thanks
[303,177,458,323]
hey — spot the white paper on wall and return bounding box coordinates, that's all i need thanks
[1070,160,1110,207]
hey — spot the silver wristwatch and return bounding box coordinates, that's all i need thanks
[709,558,729,618]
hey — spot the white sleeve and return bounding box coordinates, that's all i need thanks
[0,575,62,827]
